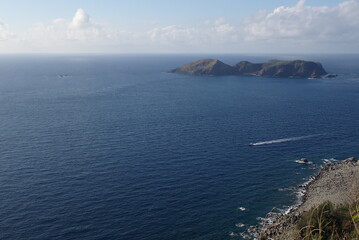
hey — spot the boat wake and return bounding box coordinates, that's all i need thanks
[249,134,320,146]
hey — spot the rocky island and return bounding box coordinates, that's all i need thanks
[170,58,330,78]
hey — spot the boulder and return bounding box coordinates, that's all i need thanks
[343,157,357,163]
[297,158,309,164]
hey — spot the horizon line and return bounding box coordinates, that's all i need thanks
[0,52,358,56]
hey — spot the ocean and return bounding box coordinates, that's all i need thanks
[0,54,359,240]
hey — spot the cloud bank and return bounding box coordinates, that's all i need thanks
[245,0,359,42]
[24,9,110,44]
[0,0,359,53]
[0,22,10,41]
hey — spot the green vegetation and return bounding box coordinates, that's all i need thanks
[297,200,359,240]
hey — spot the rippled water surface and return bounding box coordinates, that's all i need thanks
[1,54,359,240]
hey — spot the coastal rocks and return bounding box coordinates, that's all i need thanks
[297,158,309,164]
[258,213,300,240]
[343,156,357,163]
[256,157,359,240]
[170,59,330,78]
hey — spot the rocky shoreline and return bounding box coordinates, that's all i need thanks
[248,157,359,240]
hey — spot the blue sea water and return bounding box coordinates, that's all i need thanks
[0,54,359,240]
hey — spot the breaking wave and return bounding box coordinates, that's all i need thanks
[322,158,338,164]
[238,207,247,211]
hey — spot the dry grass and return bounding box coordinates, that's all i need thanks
[297,198,359,240]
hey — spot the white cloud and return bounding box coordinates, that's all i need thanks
[213,18,235,35]
[244,0,359,42]
[147,18,239,47]
[25,9,110,43]
[148,25,197,44]
[0,21,11,41]
[69,9,91,29]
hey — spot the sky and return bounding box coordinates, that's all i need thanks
[0,0,358,54]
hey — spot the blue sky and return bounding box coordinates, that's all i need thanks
[0,0,358,53]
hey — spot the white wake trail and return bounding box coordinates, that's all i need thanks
[249,134,320,146]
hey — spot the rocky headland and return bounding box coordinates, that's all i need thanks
[256,157,359,240]
[170,58,331,78]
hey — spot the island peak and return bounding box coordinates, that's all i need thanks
[169,58,236,76]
